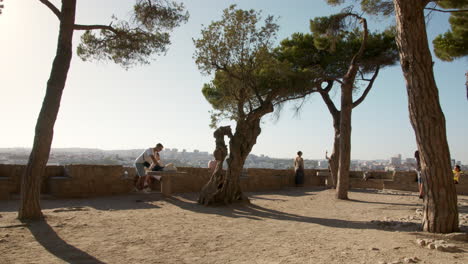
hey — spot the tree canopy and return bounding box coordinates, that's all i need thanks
[276,13,398,90]
[194,5,317,128]
[77,0,189,68]
[432,1,468,61]
[326,0,468,61]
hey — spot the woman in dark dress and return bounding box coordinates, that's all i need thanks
[294,151,305,186]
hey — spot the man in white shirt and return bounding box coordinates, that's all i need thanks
[134,143,164,191]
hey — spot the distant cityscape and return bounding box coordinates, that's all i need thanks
[0,148,465,171]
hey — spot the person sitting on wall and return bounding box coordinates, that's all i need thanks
[362,171,371,181]
[134,143,164,192]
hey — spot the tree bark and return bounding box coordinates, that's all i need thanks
[198,103,273,205]
[336,80,354,200]
[319,83,339,188]
[335,15,368,200]
[328,128,340,188]
[198,120,261,205]
[393,0,458,233]
[18,0,76,220]
[198,126,233,205]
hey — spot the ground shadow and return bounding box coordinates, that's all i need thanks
[26,219,106,264]
[0,192,164,213]
[164,192,420,232]
[248,187,321,201]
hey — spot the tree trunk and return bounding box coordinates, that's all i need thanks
[393,0,458,233]
[18,0,76,220]
[198,126,232,205]
[328,127,340,188]
[198,118,264,205]
[336,80,354,200]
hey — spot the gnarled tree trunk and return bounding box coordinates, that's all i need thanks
[393,0,458,233]
[198,103,273,205]
[18,0,76,220]
[198,119,262,205]
[198,126,233,205]
[198,121,263,205]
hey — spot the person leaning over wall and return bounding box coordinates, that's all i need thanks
[134,143,164,192]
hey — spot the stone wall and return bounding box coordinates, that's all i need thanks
[0,164,467,200]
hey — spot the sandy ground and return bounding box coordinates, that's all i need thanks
[1,187,467,264]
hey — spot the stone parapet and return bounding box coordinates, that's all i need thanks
[0,164,467,199]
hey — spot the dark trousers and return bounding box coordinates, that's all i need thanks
[295,169,304,185]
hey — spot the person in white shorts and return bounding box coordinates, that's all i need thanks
[134,143,164,191]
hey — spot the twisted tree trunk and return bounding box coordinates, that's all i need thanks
[393,0,458,233]
[19,0,76,220]
[198,103,273,205]
[198,126,233,205]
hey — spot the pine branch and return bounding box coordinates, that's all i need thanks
[425,7,468,13]
[73,24,119,34]
[39,0,61,20]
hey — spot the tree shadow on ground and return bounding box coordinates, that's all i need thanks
[164,193,420,232]
[348,198,419,207]
[248,187,321,202]
[0,193,164,213]
[25,219,105,264]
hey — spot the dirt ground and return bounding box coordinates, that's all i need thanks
[1,187,467,264]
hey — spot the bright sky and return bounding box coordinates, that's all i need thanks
[0,0,467,163]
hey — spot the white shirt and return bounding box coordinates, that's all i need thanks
[135,148,155,164]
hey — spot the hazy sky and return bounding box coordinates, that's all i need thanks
[0,0,467,163]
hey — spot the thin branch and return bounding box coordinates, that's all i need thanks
[352,66,380,108]
[39,0,61,20]
[425,7,468,13]
[274,92,312,106]
[73,24,119,34]
[349,15,368,67]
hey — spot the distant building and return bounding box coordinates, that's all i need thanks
[318,160,329,169]
[390,154,402,166]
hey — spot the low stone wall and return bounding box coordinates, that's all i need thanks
[48,165,134,198]
[0,164,467,199]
